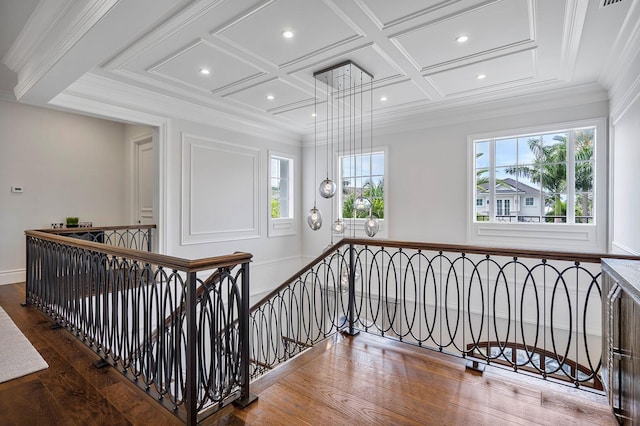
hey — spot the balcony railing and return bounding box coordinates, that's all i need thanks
[25,226,255,425]
[247,239,637,391]
[27,227,638,423]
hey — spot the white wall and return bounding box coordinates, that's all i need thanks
[609,50,640,255]
[0,100,127,284]
[162,118,303,301]
[302,91,610,257]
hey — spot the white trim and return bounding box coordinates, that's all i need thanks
[467,117,607,252]
[268,151,296,238]
[57,73,302,144]
[9,0,119,101]
[181,133,261,245]
[129,133,154,225]
[0,269,26,286]
[559,0,589,82]
[335,146,388,239]
[611,241,640,256]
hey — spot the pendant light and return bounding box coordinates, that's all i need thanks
[310,61,376,237]
[307,76,322,230]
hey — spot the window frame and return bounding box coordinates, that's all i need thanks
[336,146,388,238]
[268,151,296,238]
[467,118,607,252]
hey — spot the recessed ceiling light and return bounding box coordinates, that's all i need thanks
[311,113,316,117]
[456,35,469,43]
[282,30,294,39]
[380,96,387,102]
[200,68,211,75]
[266,94,275,100]
[476,74,486,80]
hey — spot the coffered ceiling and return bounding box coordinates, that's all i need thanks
[1,0,636,136]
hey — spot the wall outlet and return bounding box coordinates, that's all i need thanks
[11,186,24,193]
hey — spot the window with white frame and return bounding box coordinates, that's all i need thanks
[469,118,606,252]
[339,150,385,221]
[269,152,295,237]
[474,126,595,224]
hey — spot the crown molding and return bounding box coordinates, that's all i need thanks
[610,68,640,125]
[7,0,119,101]
[2,0,74,71]
[599,0,640,90]
[54,72,302,145]
[301,81,608,144]
[559,0,589,81]
[0,88,17,102]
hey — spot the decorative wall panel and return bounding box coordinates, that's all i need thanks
[182,133,260,244]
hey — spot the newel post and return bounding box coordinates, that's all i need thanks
[234,261,258,407]
[346,243,360,336]
[185,271,197,425]
[23,235,31,306]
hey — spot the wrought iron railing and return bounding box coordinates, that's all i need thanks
[45,224,154,251]
[247,239,637,391]
[24,226,255,424]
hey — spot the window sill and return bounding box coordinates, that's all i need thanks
[268,218,296,238]
[468,221,605,253]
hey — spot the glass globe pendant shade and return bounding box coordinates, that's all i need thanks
[319,178,337,198]
[332,218,346,234]
[307,207,322,230]
[353,196,372,212]
[364,215,380,237]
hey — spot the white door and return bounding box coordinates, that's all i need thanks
[135,138,154,225]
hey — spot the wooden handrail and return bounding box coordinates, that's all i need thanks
[250,237,640,313]
[342,238,640,264]
[40,224,156,234]
[25,230,252,273]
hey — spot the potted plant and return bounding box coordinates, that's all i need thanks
[65,217,79,228]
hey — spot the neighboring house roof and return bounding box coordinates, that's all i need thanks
[477,178,541,195]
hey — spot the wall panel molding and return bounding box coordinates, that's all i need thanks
[181,133,261,245]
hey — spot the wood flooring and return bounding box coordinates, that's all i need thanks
[0,282,617,425]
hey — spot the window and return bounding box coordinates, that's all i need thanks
[338,150,386,229]
[468,118,606,252]
[269,152,295,237]
[474,126,595,224]
[271,156,292,219]
[476,198,483,206]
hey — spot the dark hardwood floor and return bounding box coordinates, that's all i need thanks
[1,282,617,425]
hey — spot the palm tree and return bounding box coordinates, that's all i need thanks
[505,137,567,221]
[343,178,384,219]
[538,130,594,221]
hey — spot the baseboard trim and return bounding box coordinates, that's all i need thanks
[0,269,26,286]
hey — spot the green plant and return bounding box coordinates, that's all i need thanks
[65,217,79,225]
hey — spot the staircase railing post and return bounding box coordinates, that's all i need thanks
[146,227,153,252]
[347,243,359,336]
[185,271,197,425]
[23,236,31,306]
[234,261,258,407]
